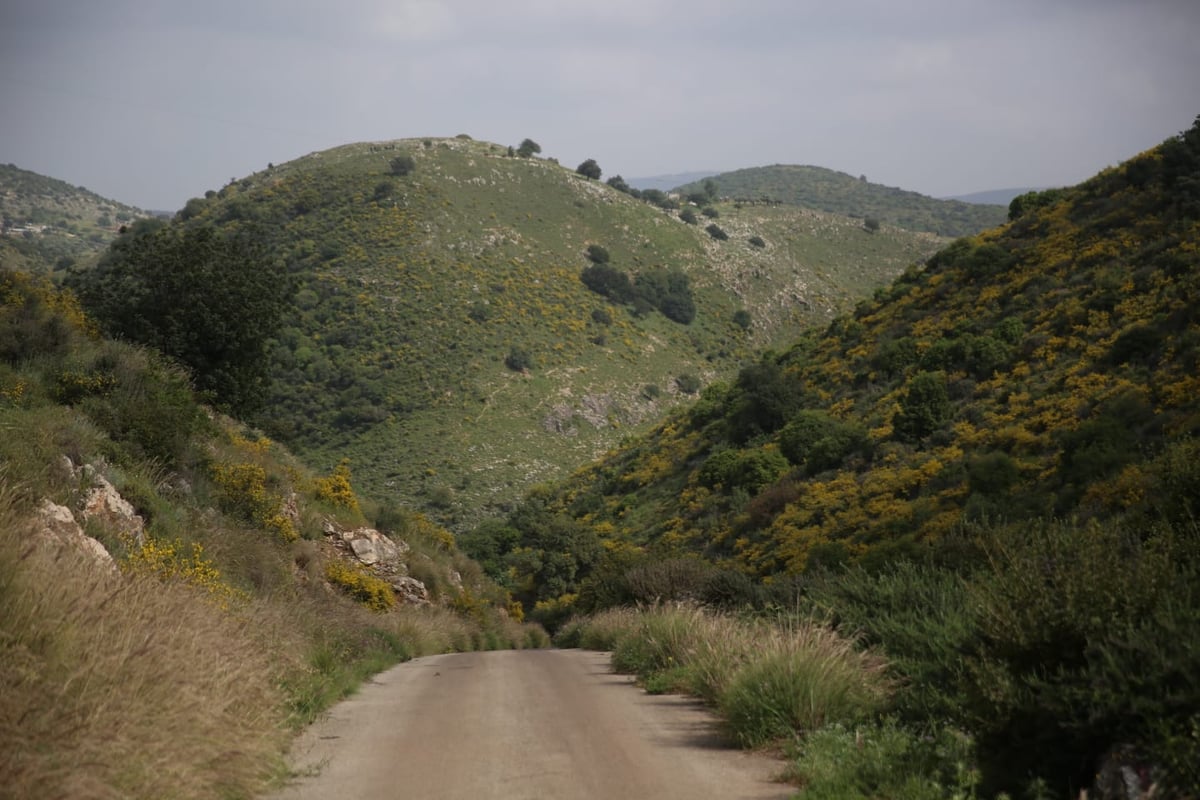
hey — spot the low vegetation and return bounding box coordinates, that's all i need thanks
[557,479,1200,797]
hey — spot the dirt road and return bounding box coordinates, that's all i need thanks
[269,648,794,800]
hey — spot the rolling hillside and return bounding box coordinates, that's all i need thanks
[482,116,1200,798]
[676,164,1008,237]
[0,163,151,273]
[120,137,942,528]
[491,117,1200,598]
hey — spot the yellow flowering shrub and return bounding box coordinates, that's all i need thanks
[210,461,298,541]
[123,537,245,610]
[313,459,361,513]
[324,560,395,612]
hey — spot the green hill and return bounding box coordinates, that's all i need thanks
[496,119,1200,590]
[484,116,1200,799]
[0,163,151,273]
[104,137,941,529]
[676,164,1008,236]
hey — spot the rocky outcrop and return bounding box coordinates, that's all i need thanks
[80,463,145,546]
[322,520,431,605]
[33,499,117,572]
[391,576,430,606]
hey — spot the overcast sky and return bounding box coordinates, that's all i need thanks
[2,0,1198,211]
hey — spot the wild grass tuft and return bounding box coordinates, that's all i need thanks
[570,603,891,748]
[719,623,891,747]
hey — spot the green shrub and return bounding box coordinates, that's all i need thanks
[789,720,980,800]
[705,223,728,240]
[675,373,701,394]
[585,243,610,264]
[804,562,977,725]
[893,370,951,442]
[963,516,1200,797]
[389,154,416,176]
[504,347,533,372]
[779,410,869,474]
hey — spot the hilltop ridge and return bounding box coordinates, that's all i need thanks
[677,163,1008,236]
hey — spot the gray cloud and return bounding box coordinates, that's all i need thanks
[2,0,1197,210]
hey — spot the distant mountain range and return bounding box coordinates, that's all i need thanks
[627,171,719,192]
[10,140,943,529]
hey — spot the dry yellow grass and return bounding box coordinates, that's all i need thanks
[0,507,289,800]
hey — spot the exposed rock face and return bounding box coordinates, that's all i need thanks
[391,576,430,606]
[341,526,407,567]
[323,520,429,605]
[34,499,117,572]
[81,464,145,546]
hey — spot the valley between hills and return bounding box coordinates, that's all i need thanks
[3,118,1199,799]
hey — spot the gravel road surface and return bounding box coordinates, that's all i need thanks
[269,648,793,799]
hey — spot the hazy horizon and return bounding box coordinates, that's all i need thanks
[3,1,1198,211]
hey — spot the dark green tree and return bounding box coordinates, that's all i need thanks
[585,243,610,264]
[705,223,728,241]
[67,222,291,414]
[576,159,602,180]
[893,371,951,442]
[606,175,631,193]
[505,347,534,372]
[517,138,542,158]
[580,263,633,302]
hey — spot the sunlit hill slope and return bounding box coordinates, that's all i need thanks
[492,116,1200,594]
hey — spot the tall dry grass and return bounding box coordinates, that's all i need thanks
[0,502,288,800]
[567,603,891,748]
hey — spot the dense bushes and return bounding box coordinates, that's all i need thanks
[579,256,696,325]
[66,222,291,414]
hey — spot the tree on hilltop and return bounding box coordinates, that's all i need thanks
[576,159,602,180]
[606,175,631,193]
[517,139,542,158]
